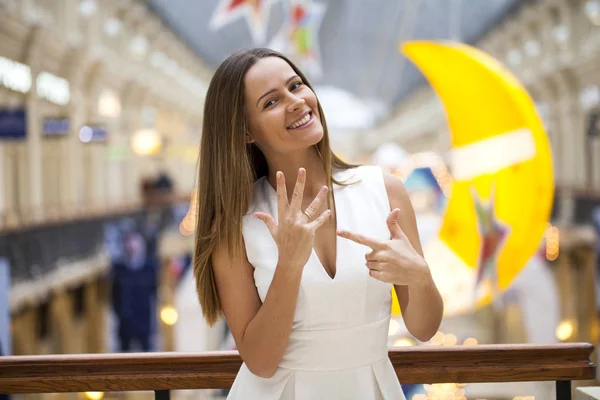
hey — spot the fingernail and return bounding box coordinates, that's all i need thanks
[299,168,305,175]
[326,210,332,215]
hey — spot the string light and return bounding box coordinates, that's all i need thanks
[160,306,179,326]
[442,333,458,346]
[545,224,559,261]
[556,319,575,341]
[410,332,479,398]
[393,337,415,347]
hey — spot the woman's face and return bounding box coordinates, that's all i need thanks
[244,57,324,156]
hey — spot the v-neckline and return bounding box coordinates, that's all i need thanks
[263,170,342,282]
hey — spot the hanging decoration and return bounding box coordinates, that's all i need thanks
[401,41,554,313]
[269,0,326,79]
[471,186,509,306]
[209,0,280,45]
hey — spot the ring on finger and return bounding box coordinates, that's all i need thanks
[303,210,312,220]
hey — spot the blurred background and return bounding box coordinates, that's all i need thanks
[0,0,599,399]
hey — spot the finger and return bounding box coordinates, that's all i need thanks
[290,168,306,210]
[369,268,393,283]
[366,249,394,264]
[309,209,332,229]
[276,171,288,217]
[365,250,377,261]
[368,268,386,282]
[303,185,328,221]
[253,212,277,237]
[386,208,406,240]
[365,260,379,270]
[337,229,384,250]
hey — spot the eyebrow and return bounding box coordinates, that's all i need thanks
[255,75,300,108]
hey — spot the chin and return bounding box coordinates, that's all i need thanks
[303,125,324,147]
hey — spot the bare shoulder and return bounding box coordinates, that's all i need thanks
[211,234,261,346]
[381,169,424,255]
[381,169,410,210]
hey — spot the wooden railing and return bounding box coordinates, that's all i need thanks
[0,343,595,400]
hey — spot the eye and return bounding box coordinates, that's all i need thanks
[290,81,303,91]
[263,98,277,109]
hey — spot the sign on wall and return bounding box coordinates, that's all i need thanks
[43,118,70,136]
[0,109,26,140]
[79,125,107,143]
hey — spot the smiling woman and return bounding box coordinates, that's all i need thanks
[192,48,443,400]
[243,57,324,155]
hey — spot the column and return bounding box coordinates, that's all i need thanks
[570,99,587,189]
[85,280,104,353]
[11,306,37,355]
[593,137,600,189]
[24,28,43,222]
[50,291,75,354]
[558,98,579,188]
[122,100,143,203]
[64,50,87,215]
[575,246,597,344]
[106,117,126,206]
[555,249,577,325]
[91,143,105,211]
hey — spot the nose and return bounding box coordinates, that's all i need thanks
[287,94,305,112]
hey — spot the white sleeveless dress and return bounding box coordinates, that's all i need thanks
[227,165,406,400]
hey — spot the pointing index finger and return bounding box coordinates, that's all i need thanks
[337,229,384,250]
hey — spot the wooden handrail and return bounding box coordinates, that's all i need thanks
[0,343,595,394]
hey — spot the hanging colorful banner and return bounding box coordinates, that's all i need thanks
[209,0,281,45]
[269,0,326,79]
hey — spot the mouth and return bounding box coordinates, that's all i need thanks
[287,111,314,130]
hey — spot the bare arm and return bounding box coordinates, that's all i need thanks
[212,240,302,378]
[213,168,331,378]
[383,171,443,341]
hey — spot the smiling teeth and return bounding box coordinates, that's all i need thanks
[289,113,310,129]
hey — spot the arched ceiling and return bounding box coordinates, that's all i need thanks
[147,0,523,123]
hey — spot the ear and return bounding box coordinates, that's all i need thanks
[245,132,255,144]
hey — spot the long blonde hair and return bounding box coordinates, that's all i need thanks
[194,48,356,326]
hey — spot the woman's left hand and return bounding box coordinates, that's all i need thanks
[337,208,430,286]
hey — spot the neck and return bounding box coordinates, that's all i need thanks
[266,147,327,199]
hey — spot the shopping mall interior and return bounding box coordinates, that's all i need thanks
[0,0,600,399]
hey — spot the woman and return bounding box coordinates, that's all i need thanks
[194,48,443,399]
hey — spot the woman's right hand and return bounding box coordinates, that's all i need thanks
[254,168,331,270]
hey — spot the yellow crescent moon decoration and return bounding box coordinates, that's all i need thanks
[391,41,554,315]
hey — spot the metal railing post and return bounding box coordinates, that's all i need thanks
[556,380,571,400]
[155,390,170,400]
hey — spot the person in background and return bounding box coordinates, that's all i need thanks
[111,221,157,352]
